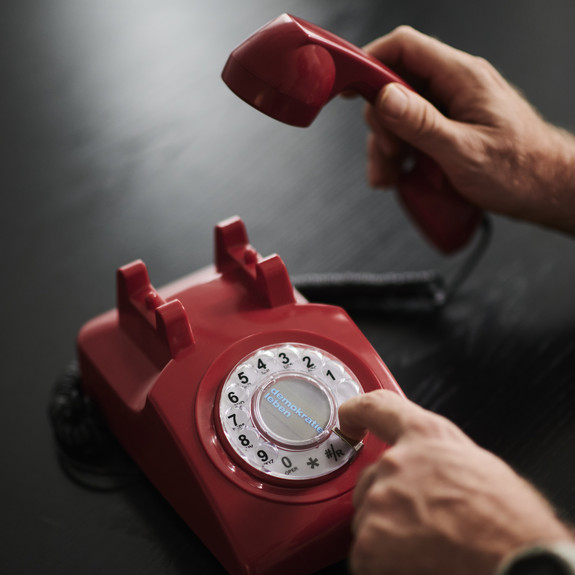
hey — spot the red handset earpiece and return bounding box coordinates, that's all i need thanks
[223,14,482,254]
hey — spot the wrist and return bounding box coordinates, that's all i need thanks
[496,543,575,575]
[524,125,575,235]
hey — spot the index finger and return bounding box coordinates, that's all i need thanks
[338,389,426,445]
[364,26,476,101]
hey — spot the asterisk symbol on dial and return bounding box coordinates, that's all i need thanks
[307,457,320,469]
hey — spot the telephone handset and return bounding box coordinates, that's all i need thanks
[222,13,483,254]
[77,217,404,575]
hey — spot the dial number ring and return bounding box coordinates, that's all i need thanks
[218,343,363,481]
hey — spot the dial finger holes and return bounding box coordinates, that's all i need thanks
[218,344,364,482]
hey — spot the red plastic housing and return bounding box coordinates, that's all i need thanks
[222,14,482,254]
[77,217,404,575]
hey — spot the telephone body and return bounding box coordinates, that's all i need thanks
[77,217,404,575]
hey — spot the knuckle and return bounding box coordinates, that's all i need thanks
[360,389,388,415]
[350,519,384,574]
[407,411,459,439]
[469,55,505,88]
[377,446,403,473]
[411,103,439,143]
[472,55,497,76]
[366,475,394,506]
[392,24,418,40]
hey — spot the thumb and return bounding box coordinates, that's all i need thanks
[376,83,460,162]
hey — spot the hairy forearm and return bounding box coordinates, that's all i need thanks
[533,126,575,235]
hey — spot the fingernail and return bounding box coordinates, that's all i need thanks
[379,84,408,118]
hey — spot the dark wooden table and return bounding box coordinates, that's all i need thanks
[2,1,575,573]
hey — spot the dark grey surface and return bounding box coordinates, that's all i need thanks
[2,1,575,573]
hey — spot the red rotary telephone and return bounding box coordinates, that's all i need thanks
[77,216,404,574]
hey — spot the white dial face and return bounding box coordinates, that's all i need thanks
[218,344,363,482]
